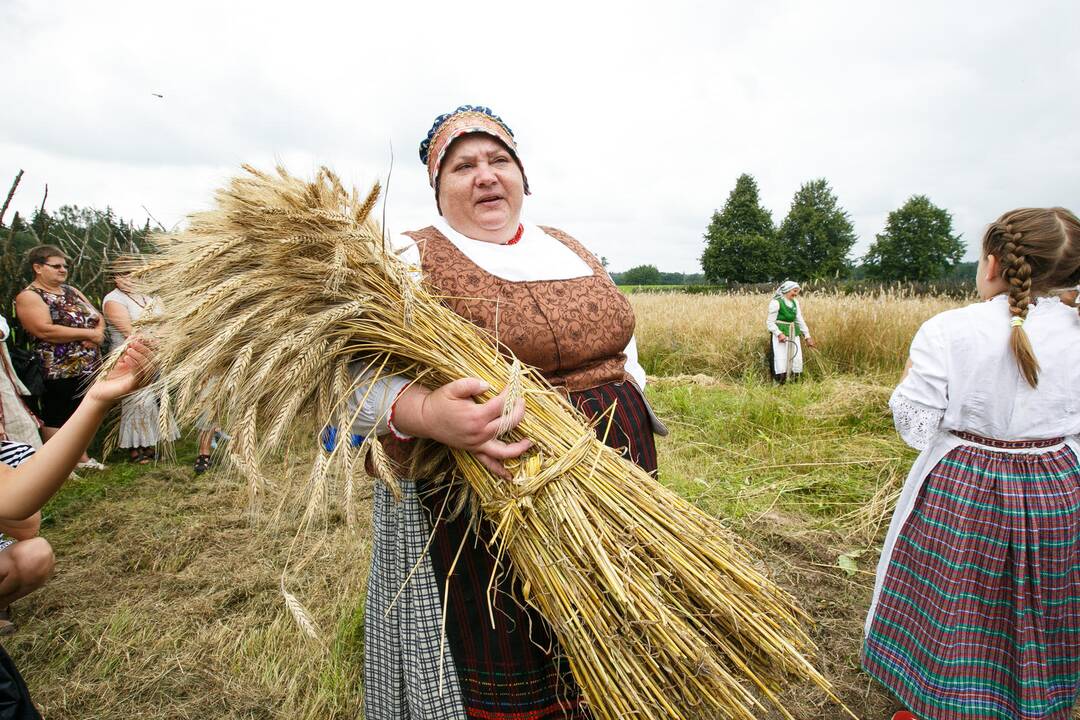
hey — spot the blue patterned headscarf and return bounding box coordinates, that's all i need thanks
[419,105,530,195]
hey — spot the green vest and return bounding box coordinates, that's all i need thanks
[775,298,802,337]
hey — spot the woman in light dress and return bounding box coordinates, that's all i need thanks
[0,317,41,451]
[102,260,178,462]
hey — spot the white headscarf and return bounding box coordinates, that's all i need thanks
[775,280,800,298]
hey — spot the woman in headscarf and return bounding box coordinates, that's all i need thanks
[766,280,815,383]
[347,105,665,720]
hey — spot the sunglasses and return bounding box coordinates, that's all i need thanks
[43,263,69,270]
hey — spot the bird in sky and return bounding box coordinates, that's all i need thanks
[151,92,164,98]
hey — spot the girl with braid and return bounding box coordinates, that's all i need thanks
[863,207,1080,720]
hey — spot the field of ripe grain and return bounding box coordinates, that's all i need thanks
[629,290,966,379]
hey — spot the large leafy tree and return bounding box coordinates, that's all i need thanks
[701,174,779,283]
[777,179,857,280]
[621,264,662,286]
[863,195,965,281]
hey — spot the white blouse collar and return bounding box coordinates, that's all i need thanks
[429,217,594,282]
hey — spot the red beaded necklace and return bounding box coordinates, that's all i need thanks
[504,224,524,246]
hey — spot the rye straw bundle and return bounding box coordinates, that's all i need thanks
[130,166,846,720]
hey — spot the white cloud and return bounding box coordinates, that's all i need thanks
[2,0,1077,272]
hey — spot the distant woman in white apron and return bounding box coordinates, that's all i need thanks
[766,280,815,383]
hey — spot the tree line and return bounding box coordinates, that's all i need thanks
[1,171,155,310]
[609,267,706,286]
[615,175,967,285]
[700,174,965,283]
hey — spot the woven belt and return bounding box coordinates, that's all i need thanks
[951,430,1065,449]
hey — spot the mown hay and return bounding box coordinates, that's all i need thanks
[126,165,850,720]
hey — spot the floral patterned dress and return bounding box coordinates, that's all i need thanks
[27,285,101,379]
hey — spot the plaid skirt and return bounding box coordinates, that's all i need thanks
[863,438,1080,720]
[364,381,657,720]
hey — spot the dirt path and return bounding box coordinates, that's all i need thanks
[745,513,898,719]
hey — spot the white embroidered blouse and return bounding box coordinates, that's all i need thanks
[890,294,1080,448]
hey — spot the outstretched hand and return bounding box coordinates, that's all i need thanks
[87,338,156,404]
[394,377,533,479]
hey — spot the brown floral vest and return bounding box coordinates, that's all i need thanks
[404,225,635,392]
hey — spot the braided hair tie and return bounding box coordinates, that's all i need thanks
[1010,316,1026,328]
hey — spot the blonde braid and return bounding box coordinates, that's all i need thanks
[999,223,1040,387]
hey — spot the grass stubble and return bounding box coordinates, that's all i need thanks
[9,288,976,718]
[9,376,919,720]
[8,446,370,719]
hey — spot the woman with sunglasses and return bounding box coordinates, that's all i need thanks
[14,245,106,470]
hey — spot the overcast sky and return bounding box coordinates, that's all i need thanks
[2,0,1077,273]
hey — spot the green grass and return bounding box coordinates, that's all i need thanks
[649,375,915,524]
[42,459,152,528]
[40,436,203,527]
[8,374,916,718]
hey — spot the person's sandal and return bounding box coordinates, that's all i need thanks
[136,447,153,465]
[193,454,211,475]
[0,607,15,636]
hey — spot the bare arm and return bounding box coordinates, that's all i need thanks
[102,300,133,338]
[0,340,152,521]
[0,512,41,540]
[15,291,99,344]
